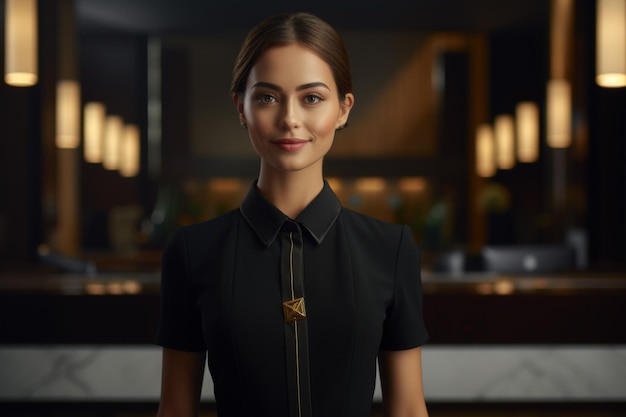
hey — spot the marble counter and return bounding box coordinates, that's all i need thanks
[0,344,624,402]
[1,271,624,404]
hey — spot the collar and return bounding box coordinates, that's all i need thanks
[240,180,342,247]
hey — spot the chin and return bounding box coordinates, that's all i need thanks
[267,157,324,174]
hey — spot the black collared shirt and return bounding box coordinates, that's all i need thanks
[157,181,428,417]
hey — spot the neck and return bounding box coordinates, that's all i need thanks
[256,163,324,219]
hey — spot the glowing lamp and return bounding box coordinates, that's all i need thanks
[4,0,38,86]
[597,0,626,87]
[476,124,495,178]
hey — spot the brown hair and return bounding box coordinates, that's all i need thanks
[231,12,352,99]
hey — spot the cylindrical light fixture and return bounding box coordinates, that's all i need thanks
[102,115,123,170]
[516,102,540,162]
[119,124,140,177]
[494,115,515,170]
[55,80,81,148]
[476,124,496,178]
[597,0,626,87]
[83,102,106,163]
[4,0,38,87]
[546,79,572,148]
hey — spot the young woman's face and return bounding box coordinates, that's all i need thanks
[236,43,353,174]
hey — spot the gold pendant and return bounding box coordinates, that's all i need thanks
[283,297,306,323]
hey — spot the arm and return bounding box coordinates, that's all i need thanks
[157,347,206,417]
[378,347,429,417]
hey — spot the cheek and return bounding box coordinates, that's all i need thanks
[308,110,340,135]
[250,102,279,123]
[245,108,274,135]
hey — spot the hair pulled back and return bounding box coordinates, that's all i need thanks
[231,13,352,99]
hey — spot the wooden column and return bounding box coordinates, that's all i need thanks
[53,0,81,256]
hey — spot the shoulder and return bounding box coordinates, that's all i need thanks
[167,209,240,252]
[162,209,242,273]
[180,209,239,237]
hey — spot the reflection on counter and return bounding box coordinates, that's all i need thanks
[1,270,625,296]
[84,279,143,295]
[0,273,159,295]
[421,272,626,295]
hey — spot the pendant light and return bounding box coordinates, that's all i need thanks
[516,102,539,162]
[4,0,38,86]
[476,124,496,178]
[83,102,106,163]
[546,79,572,148]
[494,115,515,170]
[596,0,626,87]
[103,115,123,170]
[55,0,80,149]
[119,124,140,177]
[55,80,81,148]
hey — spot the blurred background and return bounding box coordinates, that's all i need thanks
[0,0,625,416]
[1,0,625,271]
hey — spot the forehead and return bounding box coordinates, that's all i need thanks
[247,43,336,89]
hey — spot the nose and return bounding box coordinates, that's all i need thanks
[279,97,301,131]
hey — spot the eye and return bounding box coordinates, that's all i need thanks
[256,93,277,104]
[303,94,323,105]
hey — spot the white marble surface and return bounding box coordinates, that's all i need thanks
[421,346,626,401]
[0,345,624,402]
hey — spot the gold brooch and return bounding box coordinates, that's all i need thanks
[283,297,306,323]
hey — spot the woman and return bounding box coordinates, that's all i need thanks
[156,12,429,417]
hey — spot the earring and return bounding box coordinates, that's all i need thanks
[239,115,247,129]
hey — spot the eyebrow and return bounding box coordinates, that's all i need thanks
[251,81,331,92]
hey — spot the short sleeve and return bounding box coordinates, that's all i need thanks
[380,225,429,350]
[155,227,206,352]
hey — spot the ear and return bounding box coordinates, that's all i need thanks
[336,93,354,129]
[233,93,244,114]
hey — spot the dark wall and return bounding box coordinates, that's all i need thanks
[578,0,626,270]
[78,34,152,250]
[0,0,52,267]
[486,28,550,245]
[484,0,626,269]
[0,84,42,266]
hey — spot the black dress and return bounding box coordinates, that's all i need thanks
[156,181,428,417]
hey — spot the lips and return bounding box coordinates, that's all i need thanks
[272,138,309,152]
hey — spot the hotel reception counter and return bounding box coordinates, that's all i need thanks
[0,271,625,405]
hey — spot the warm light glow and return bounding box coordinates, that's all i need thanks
[55,80,81,148]
[326,177,342,192]
[355,177,386,193]
[122,280,142,294]
[476,283,494,295]
[398,177,427,193]
[85,282,106,295]
[494,115,515,170]
[494,278,515,295]
[516,102,540,163]
[597,0,626,87]
[83,102,106,163]
[546,79,572,148]
[103,115,123,170]
[119,124,140,177]
[550,0,574,80]
[475,124,496,178]
[208,178,243,193]
[106,282,124,295]
[4,0,38,86]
